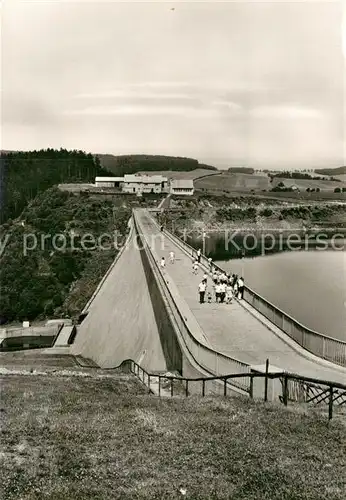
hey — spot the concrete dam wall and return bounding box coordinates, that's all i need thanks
[71,224,167,371]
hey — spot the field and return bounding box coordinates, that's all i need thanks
[334,174,346,182]
[138,168,219,180]
[195,173,270,192]
[271,177,346,192]
[1,362,346,500]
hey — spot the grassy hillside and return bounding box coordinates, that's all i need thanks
[162,196,346,236]
[97,154,217,176]
[1,367,345,500]
[334,174,346,182]
[271,177,346,192]
[0,187,131,323]
[195,173,270,193]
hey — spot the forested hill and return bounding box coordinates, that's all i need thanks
[0,187,131,323]
[0,149,108,223]
[315,166,346,176]
[96,154,217,175]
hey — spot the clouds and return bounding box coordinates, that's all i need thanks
[1,0,344,168]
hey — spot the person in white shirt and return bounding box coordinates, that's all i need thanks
[208,257,213,270]
[192,260,199,274]
[160,257,165,269]
[237,277,244,299]
[203,272,208,282]
[219,282,226,303]
[169,251,175,264]
[198,280,207,303]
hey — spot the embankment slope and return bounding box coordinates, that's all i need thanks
[71,228,167,371]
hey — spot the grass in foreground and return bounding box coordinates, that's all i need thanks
[1,372,346,500]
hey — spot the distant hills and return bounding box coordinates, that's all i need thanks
[314,166,346,176]
[228,167,254,174]
[95,154,218,176]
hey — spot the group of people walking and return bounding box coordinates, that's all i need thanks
[160,246,245,306]
[198,269,244,304]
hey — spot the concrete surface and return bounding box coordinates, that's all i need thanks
[70,221,167,371]
[135,209,346,385]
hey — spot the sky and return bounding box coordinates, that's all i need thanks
[1,0,345,169]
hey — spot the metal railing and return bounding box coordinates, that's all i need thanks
[82,219,134,314]
[133,211,251,393]
[115,358,346,421]
[155,215,346,368]
[0,323,62,340]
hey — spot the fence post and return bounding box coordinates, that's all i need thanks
[148,374,151,393]
[264,358,269,402]
[158,376,161,397]
[249,376,253,399]
[224,378,227,397]
[202,379,205,397]
[185,380,189,397]
[328,386,333,421]
[283,375,288,406]
[171,379,174,397]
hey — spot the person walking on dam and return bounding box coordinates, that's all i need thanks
[197,248,201,263]
[198,279,207,304]
[237,276,244,299]
[192,260,199,274]
[169,251,175,264]
[226,282,234,304]
[160,257,166,269]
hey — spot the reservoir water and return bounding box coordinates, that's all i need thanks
[185,233,346,342]
[218,251,346,342]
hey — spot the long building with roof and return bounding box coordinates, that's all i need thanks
[95,174,194,195]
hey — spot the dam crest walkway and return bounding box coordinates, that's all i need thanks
[134,209,346,385]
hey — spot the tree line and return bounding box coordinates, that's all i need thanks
[0,149,107,223]
[97,154,217,176]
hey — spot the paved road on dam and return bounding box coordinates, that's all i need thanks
[135,209,346,385]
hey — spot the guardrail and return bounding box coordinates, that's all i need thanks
[111,359,346,421]
[82,219,134,314]
[0,323,62,340]
[154,214,346,368]
[133,211,251,393]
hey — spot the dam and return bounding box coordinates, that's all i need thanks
[69,208,346,392]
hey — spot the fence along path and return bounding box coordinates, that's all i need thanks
[134,212,251,393]
[135,209,346,385]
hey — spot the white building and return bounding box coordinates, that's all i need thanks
[170,179,194,196]
[122,174,168,194]
[94,174,194,195]
[95,176,124,188]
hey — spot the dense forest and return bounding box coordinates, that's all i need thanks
[227,167,255,174]
[96,154,217,175]
[0,187,131,323]
[0,149,108,223]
